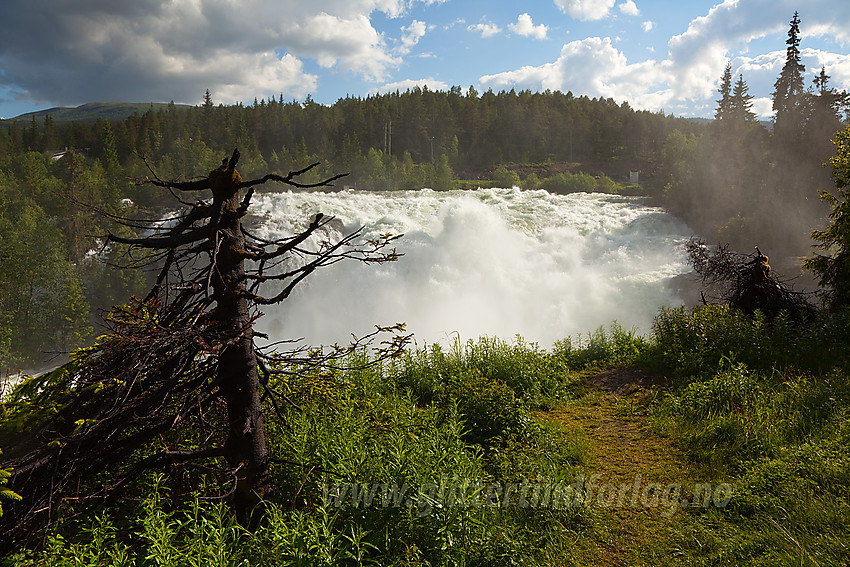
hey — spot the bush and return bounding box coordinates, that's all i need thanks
[553,324,649,369]
[540,171,619,194]
[647,304,850,378]
[492,165,521,188]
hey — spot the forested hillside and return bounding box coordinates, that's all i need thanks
[0,87,701,368]
[1,87,697,186]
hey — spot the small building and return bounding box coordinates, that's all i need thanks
[629,170,640,184]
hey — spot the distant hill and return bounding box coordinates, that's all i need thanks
[3,102,192,123]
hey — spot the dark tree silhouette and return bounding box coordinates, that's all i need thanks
[0,149,410,550]
[686,237,814,320]
[806,125,850,308]
[772,12,806,141]
[715,63,734,122]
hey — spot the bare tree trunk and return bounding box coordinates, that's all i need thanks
[209,160,272,525]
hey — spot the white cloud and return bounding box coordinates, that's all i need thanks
[286,13,397,80]
[553,0,617,21]
[372,77,449,94]
[480,37,668,106]
[468,22,503,38]
[399,20,428,54]
[751,97,773,118]
[0,0,441,106]
[213,52,317,103]
[619,0,640,17]
[479,0,850,118]
[508,13,548,40]
[801,48,850,91]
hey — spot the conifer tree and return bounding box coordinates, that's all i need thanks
[715,63,734,122]
[806,125,850,308]
[807,66,847,145]
[731,74,757,124]
[772,12,807,140]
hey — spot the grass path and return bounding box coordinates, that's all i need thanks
[540,367,698,566]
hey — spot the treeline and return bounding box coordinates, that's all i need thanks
[0,85,698,190]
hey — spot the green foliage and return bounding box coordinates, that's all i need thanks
[523,172,541,189]
[389,336,583,410]
[5,339,594,565]
[642,303,850,565]
[806,124,850,307]
[0,173,91,367]
[540,171,619,194]
[554,324,649,369]
[0,448,21,517]
[492,165,521,188]
[648,304,850,377]
[0,146,150,367]
[649,364,850,564]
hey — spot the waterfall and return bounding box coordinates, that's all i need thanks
[248,187,692,348]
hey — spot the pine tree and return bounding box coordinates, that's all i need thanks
[772,12,806,140]
[806,125,850,307]
[809,66,846,130]
[806,66,848,166]
[715,63,734,122]
[731,74,757,124]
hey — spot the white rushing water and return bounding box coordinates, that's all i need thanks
[248,187,693,348]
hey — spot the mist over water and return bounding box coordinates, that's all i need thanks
[249,187,693,348]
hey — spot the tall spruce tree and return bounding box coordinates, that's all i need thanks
[807,66,847,148]
[772,12,806,141]
[715,63,734,122]
[731,74,757,124]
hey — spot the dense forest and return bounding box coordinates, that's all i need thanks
[0,11,846,370]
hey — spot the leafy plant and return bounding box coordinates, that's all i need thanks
[0,448,21,517]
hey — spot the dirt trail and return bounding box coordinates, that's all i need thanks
[542,367,693,565]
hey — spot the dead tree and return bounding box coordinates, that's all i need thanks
[686,237,815,320]
[0,149,410,551]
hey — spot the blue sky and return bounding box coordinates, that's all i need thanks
[0,0,848,120]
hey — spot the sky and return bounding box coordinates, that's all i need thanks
[0,0,848,120]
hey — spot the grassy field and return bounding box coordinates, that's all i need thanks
[3,305,850,565]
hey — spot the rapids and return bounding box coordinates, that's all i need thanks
[248,187,693,348]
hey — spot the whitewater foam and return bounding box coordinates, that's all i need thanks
[248,187,692,348]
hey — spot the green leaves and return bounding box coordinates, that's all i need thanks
[806,125,850,307]
[0,448,22,518]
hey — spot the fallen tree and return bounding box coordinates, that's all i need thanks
[0,149,411,554]
[685,237,816,320]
